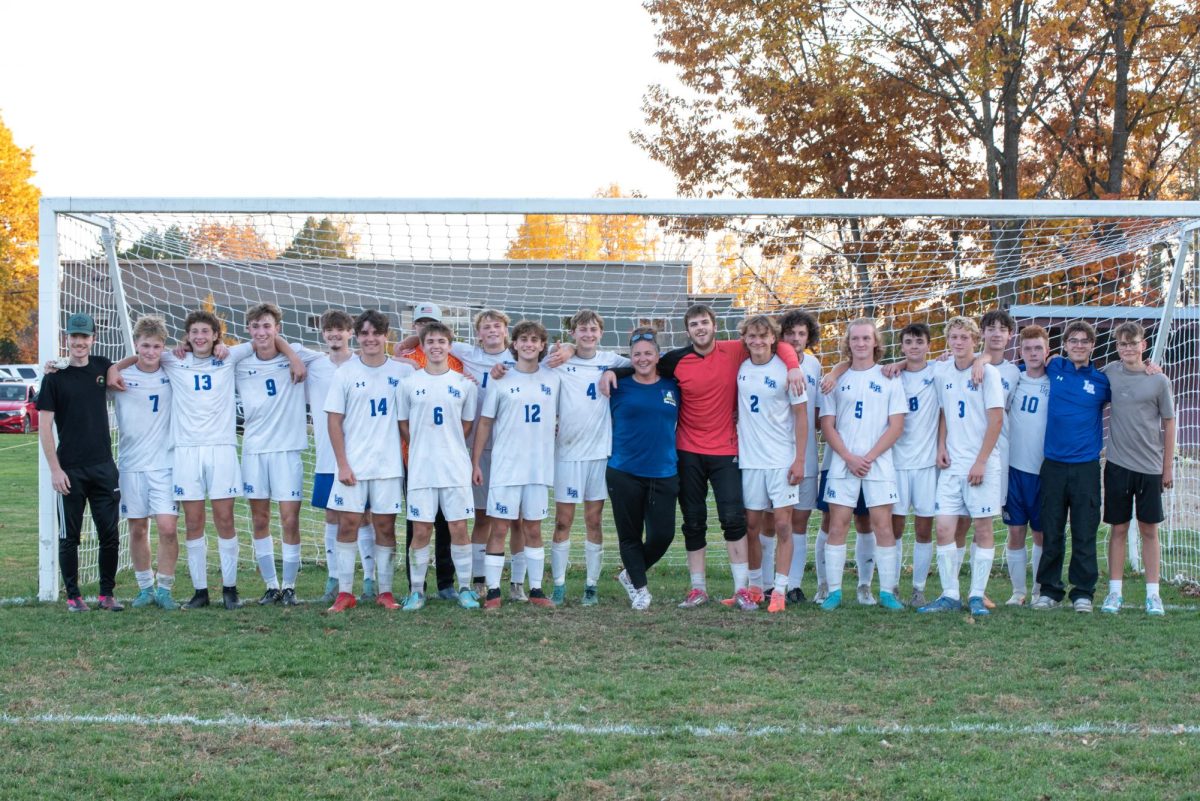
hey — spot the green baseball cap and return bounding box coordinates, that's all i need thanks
[65,313,96,335]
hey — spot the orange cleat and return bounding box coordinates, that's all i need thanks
[747,585,765,605]
[983,594,996,610]
[528,589,555,608]
[376,592,400,610]
[327,592,357,613]
[767,592,786,614]
[483,591,502,610]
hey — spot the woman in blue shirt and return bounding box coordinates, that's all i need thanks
[607,328,680,610]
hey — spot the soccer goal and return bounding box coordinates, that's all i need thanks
[37,198,1200,601]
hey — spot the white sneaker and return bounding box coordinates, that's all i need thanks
[1073,597,1093,614]
[812,582,829,604]
[1005,592,1026,607]
[1031,582,1041,604]
[1145,595,1165,616]
[1030,595,1059,610]
[616,570,637,602]
[1100,592,1122,614]
[856,584,877,606]
[631,587,652,610]
[509,582,529,602]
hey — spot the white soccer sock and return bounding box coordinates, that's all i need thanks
[324,523,339,578]
[218,536,239,588]
[584,540,603,585]
[186,537,208,590]
[955,545,966,577]
[157,572,175,591]
[336,541,357,595]
[471,543,486,580]
[690,572,707,592]
[484,553,505,590]
[759,534,776,584]
[511,551,527,584]
[730,561,749,592]
[409,545,431,591]
[969,545,994,600]
[937,543,960,600]
[876,545,898,597]
[855,531,876,587]
[912,541,934,591]
[825,544,847,593]
[451,543,473,591]
[357,525,376,581]
[1031,544,1043,585]
[1007,548,1028,595]
[374,545,396,595]
[1146,581,1159,598]
[773,572,788,596]
[1109,578,1124,595]
[788,533,807,588]
[815,530,828,585]
[253,536,278,590]
[282,542,302,589]
[551,540,571,586]
[748,566,763,589]
[135,569,154,591]
[524,546,545,590]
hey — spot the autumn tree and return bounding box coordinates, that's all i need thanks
[507,184,659,261]
[189,221,277,260]
[0,114,39,358]
[281,216,358,259]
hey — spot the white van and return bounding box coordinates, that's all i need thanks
[0,365,42,387]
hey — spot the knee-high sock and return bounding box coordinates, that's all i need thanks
[524,546,545,590]
[814,530,828,585]
[471,543,486,580]
[788,533,807,588]
[375,545,396,594]
[937,543,960,600]
[511,550,527,584]
[855,532,876,587]
[970,545,995,599]
[825,543,847,593]
[730,561,749,593]
[253,536,278,590]
[281,542,301,589]
[357,525,376,581]
[912,541,934,591]
[584,540,603,585]
[324,523,339,578]
[1008,547,1028,595]
[876,544,898,597]
[450,543,473,591]
[1031,544,1043,589]
[186,537,208,590]
[336,541,357,595]
[759,534,776,586]
[409,545,431,591]
[218,536,239,588]
[484,552,505,590]
[551,540,571,586]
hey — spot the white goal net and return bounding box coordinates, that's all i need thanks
[37,198,1200,600]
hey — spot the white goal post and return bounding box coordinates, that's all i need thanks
[37,197,1200,601]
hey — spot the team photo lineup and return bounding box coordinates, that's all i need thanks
[37,299,1175,618]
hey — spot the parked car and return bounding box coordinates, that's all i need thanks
[0,364,41,387]
[0,380,38,434]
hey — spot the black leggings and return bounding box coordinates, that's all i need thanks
[677,450,746,550]
[58,461,121,598]
[607,467,679,590]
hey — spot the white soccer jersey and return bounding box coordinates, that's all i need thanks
[994,359,1022,461]
[324,358,412,481]
[305,353,355,474]
[482,366,561,487]
[935,361,1005,476]
[237,345,322,455]
[159,342,254,447]
[891,363,941,469]
[555,350,631,461]
[451,341,516,451]
[799,353,822,476]
[1007,373,1050,475]
[113,365,173,472]
[399,369,478,490]
[819,364,907,480]
[737,355,806,470]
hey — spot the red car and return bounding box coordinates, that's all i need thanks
[0,381,38,433]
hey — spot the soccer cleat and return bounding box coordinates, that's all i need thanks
[96,595,124,612]
[917,595,962,614]
[678,588,709,609]
[1072,598,1093,614]
[222,586,244,610]
[472,578,486,596]
[131,588,156,609]
[746,585,765,605]
[812,582,829,604]
[483,588,502,610]
[509,582,529,603]
[767,591,786,614]
[182,589,210,610]
[551,584,567,606]
[1030,595,1060,610]
[401,591,426,612]
[856,585,876,606]
[376,591,401,610]
[1005,593,1026,607]
[733,588,758,611]
[786,587,807,604]
[279,588,300,607]
[967,596,990,616]
[359,578,377,602]
[66,597,90,613]
[457,588,481,610]
[436,587,460,602]
[982,594,996,610]
[878,590,905,611]
[631,587,652,610]
[528,588,555,608]
[616,570,637,602]
[154,587,180,611]
[327,592,357,613]
[319,577,339,604]
[909,588,927,609]
[1100,592,1123,614]
[1145,595,1165,616]
[258,588,283,606]
[819,588,843,611]
[582,585,599,606]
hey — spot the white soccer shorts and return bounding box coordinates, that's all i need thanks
[742,467,800,511]
[487,484,549,521]
[554,458,608,504]
[119,468,177,519]
[791,475,818,511]
[329,477,404,515]
[934,471,1002,518]
[408,486,475,523]
[823,474,898,510]
[895,466,938,518]
[172,445,242,502]
[241,450,304,502]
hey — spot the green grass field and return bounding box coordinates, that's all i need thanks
[2,433,1199,800]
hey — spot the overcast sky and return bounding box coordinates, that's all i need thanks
[1,0,683,199]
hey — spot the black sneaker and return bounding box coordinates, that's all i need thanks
[786,587,807,604]
[258,588,282,606]
[280,588,300,606]
[96,595,125,612]
[183,589,210,609]
[222,586,244,610]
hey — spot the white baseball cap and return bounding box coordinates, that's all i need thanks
[413,302,442,322]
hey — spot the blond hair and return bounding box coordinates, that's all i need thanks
[839,318,884,362]
[133,315,168,343]
[946,315,981,342]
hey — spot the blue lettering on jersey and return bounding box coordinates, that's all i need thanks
[409,505,420,517]
[334,494,344,506]
[567,487,579,499]
[211,359,225,367]
[174,486,184,496]
[763,376,777,390]
[541,384,552,396]
[447,386,462,399]
[869,381,882,394]
[494,502,509,515]
[388,377,399,387]
[243,483,254,493]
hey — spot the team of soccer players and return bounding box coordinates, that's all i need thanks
[45,301,1175,617]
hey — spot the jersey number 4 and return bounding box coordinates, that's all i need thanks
[370,398,388,417]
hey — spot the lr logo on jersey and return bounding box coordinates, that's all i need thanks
[566,487,580,499]
[763,376,777,390]
[494,502,510,515]
[447,386,462,399]
[1083,380,1096,395]
[869,381,882,394]
[540,384,553,396]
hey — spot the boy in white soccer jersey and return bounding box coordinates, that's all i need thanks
[472,320,561,609]
[817,318,907,611]
[547,309,629,606]
[237,303,322,607]
[399,320,480,611]
[918,316,1005,616]
[1003,325,1050,606]
[728,315,807,613]
[114,316,180,610]
[324,309,413,613]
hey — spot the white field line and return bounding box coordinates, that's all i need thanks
[1,712,1199,738]
[0,439,37,452]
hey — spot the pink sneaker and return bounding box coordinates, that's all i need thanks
[677,588,709,609]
